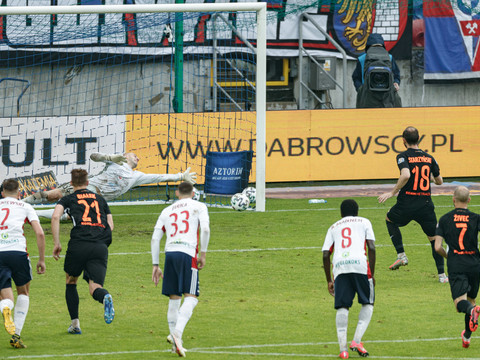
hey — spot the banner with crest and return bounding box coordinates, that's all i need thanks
[0,0,412,61]
[424,0,480,81]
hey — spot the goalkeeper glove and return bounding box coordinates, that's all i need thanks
[181,167,197,184]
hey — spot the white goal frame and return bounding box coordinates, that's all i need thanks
[0,3,267,212]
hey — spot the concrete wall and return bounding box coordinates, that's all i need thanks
[0,54,478,118]
[0,60,211,118]
[324,55,480,109]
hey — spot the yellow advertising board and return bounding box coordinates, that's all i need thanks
[127,106,480,183]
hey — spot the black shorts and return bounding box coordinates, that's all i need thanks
[334,273,374,309]
[64,241,108,286]
[387,200,437,237]
[0,251,32,289]
[449,271,480,300]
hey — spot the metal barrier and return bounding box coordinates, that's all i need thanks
[298,13,347,109]
[212,13,256,111]
[0,78,31,116]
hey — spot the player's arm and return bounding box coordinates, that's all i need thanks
[132,167,197,187]
[151,226,164,286]
[434,235,447,258]
[366,239,375,280]
[198,220,210,270]
[378,167,410,203]
[90,152,126,165]
[107,214,114,231]
[51,204,65,261]
[322,250,334,297]
[31,220,46,274]
[431,173,443,186]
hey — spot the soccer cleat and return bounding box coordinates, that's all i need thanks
[350,341,369,357]
[103,293,115,324]
[172,333,186,357]
[439,273,449,283]
[339,351,349,359]
[10,334,27,349]
[469,305,480,332]
[67,325,82,335]
[389,255,408,270]
[2,307,15,335]
[167,334,176,353]
[461,330,471,348]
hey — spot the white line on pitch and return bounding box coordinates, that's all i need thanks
[111,203,480,216]
[3,337,480,360]
[28,243,429,259]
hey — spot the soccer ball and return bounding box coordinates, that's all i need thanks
[192,187,201,201]
[231,193,250,211]
[242,187,256,204]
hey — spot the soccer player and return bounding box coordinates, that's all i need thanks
[322,199,376,359]
[0,179,46,349]
[378,126,447,283]
[151,182,210,357]
[435,186,480,348]
[51,169,115,334]
[25,151,196,210]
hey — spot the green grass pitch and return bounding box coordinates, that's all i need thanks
[3,194,479,359]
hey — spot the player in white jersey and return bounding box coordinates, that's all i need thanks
[322,199,376,359]
[151,182,210,357]
[0,179,45,349]
[24,152,197,219]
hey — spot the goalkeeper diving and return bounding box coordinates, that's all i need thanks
[23,152,196,215]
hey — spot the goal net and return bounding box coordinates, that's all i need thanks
[0,2,266,211]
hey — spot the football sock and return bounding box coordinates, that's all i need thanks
[464,313,473,339]
[174,297,198,339]
[0,299,14,313]
[36,209,69,221]
[65,284,79,320]
[353,304,373,344]
[71,318,80,329]
[168,299,181,335]
[35,209,54,219]
[430,240,445,274]
[92,288,109,304]
[457,299,474,315]
[13,295,29,336]
[386,220,404,254]
[336,307,349,352]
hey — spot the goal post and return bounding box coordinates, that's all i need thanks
[0,3,266,212]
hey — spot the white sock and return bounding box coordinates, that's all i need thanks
[36,209,69,221]
[36,209,55,219]
[398,252,406,259]
[71,318,80,328]
[174,297,198,339]
[14,295,29,336]
[353,304,373,344]
[0,299,14,312]
[167,299,181,335]
[336,308,349,352]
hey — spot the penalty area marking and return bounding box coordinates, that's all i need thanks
[29,243,429,259]
[111,203,480,217]
[3,337,480,359]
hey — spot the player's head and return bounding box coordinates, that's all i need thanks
[402,126,419,145]
[124,152,139,169]
[453,185,470,207]
[71,169,89,188]
[340,199,359,217]
[2,178,19,198]
[176,181,194,199]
